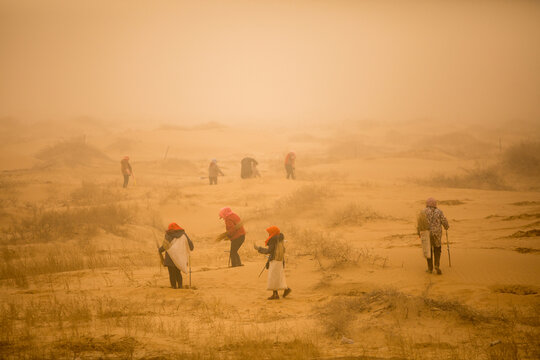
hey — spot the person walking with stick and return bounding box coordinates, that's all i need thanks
[417,198,449,275]
[254,226,291,300]
[158,223,194,289]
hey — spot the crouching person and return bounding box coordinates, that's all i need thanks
[254,226,291,300]
[159,223,194,289]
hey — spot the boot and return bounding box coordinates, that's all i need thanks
[283,288,292,298]
[267,291,279,300]
[435,267,442,275]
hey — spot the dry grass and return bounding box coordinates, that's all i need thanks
[503,213,540,221]
[287,227,386,269]
[502,141,540,177]
[35,138,111,167]
[2,203,135,244]
[316,287,540,359]
[328,202,383,227]
[491,284,538,295]
[70,181,127,206]
[274,184,332,213]
[418,165,511,191]
[437,199,467,206]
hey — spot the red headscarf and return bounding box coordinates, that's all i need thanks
[219,207,233,219]
[167,222,184,231]
[265,225,280,245]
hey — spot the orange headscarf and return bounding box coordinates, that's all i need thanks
[265,225,280,245]
[167,222,184,231]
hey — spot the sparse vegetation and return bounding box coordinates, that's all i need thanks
[35,138,111,167]
[510,229,540,238]
[502,141,540,177]
[274,184,332,213]
[491,284,538,295]
[419,165,511,191]
[3,203,135,244]
[438,199,466,205]
[329,202,383,227]
[70,181,126,206]
[287,227,386,269]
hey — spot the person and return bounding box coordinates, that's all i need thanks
[254,226,291,300]
[159,223,194,289]
[120,156,133,188]
[284,152,296,179]
[417,197,449,275]
[240,157,258,179]
[218,207,245,267]
[208,159,224,185]
[252,162,261,178]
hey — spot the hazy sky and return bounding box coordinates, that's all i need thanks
[1,0,539,125]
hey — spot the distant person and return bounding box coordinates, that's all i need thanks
[208,159,225,185]
[252,162,261,178]
[284,152,296,179]
[240,157,258,179]
[159,223,194,289]
[218,207,245,267]
[254,226,291,300]
[120,156,133,188]
[417,197,449,275]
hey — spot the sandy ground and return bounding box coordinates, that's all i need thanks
[0,118,539,359]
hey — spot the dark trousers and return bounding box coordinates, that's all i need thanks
[167,266,183,288]
[285,164,295,179]
[123,174,130,188]
[209,176,217,185]
[426,246,441,271]
[230,235,245,267]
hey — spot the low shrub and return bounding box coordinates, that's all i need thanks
[502,141,540,177]
[419,166,511,191]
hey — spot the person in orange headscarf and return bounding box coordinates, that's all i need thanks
[218,207,246,267]
[159,223,194,289]
[120,156,133,188]
[254,226,291,300]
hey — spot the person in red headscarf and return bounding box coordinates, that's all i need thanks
[284,152,296,180]
[218,207,246,267]
[254,226,291,300]
[120,156,133,188]
[159,222,194,288]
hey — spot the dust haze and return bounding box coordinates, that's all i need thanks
[1,1,539,359]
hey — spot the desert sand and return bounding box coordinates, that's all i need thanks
[0,117,538,359]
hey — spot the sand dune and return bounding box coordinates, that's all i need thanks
[0,119,538,359]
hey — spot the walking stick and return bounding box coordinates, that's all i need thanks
[258,261,268,277]
[446,230,451,267]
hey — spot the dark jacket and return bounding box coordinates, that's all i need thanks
[257,234,285,267]
[240,157,258,179]
[159,230,194,268]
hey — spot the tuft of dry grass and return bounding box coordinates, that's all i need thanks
[328,202,383,227]
[287,228,386,269]
[491,284,538,295]
[274,185,332,213]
